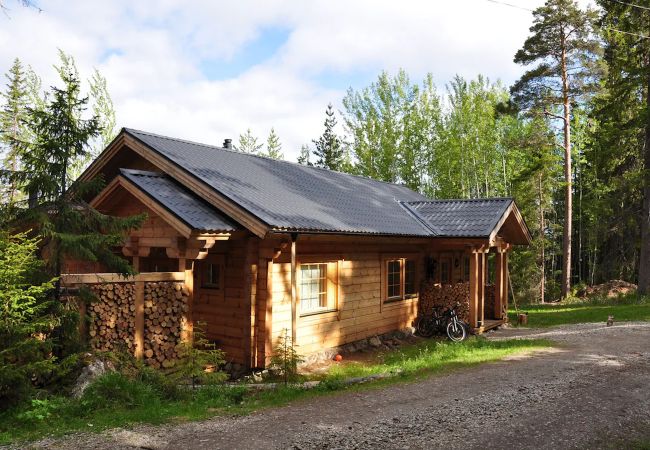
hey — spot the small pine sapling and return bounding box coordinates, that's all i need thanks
[172,321,226,390]
[270,328,303,385]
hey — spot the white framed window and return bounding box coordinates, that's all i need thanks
[298,261,338,315]
[383,256,419,302]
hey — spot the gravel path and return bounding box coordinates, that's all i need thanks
[21,322,650,450]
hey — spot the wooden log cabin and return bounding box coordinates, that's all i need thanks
[62,128,531,369]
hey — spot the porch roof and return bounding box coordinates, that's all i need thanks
[119,168,238,233]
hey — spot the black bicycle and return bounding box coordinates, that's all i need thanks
[415,303,468,342]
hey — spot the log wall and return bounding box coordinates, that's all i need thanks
[270,241,427,356]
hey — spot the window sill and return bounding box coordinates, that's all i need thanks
[299,308,338,318]
[384,295,418,305]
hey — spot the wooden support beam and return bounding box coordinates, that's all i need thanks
[134,281,144,359]
[182,262,194,344]
[290,234,297,345]
[469,250,480,329]
[494,249,505,320]
[477,251,480,327]
[264,259,273,367]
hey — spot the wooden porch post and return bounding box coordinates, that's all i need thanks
[181,260,194,344]
[134,280,144,359]
[494,249,505,320]
[478,251,486,327]
[469,249,480,329]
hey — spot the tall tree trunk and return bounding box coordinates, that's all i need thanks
[638,70,650,294]
[539,173,546,303]
[561,43,573,299]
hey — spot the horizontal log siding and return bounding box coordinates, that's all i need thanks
[193,238,248,365]
[271,243,424,356]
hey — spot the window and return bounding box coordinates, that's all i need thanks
[387,260,402,298]
[299,261,338,315]
[464,256,470,281]
[201,255,224,290]
[383,257,418,302]
[440,259,450,284]
[300,263,327,312]
[405,259,417,295]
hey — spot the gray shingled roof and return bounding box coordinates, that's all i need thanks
[120,168,238,233]
[124,129,431,236]
[404,199,513,238]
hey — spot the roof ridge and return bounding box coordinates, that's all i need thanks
[123,128,425,194]
[407,197,513,204]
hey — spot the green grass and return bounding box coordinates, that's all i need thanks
[0,337,548,445]
[508,294,650,327]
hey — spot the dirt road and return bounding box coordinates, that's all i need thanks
[28,322,650,449]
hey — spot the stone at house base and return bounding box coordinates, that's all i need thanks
[71,354,115,398]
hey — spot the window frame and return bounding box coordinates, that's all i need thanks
[297,258,339,317]
[382,255,419,303]
[200,254,225,291]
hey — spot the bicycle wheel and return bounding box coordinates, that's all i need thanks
[446,320,467,342]
[416,317,436,338]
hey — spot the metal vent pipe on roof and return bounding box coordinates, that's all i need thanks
[223,138,232,149]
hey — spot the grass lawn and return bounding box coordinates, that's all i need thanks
[508,294,650,328]
[0,337,549,445]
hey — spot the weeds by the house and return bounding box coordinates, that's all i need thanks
[509,293,650,327]
[0,337,548,445]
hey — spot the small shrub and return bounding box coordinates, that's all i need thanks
[172,322,227,389]
[77,372,159,412]
[15,397,68,423]
[270,328,303,385]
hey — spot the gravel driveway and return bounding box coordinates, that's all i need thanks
[23,321,650,450]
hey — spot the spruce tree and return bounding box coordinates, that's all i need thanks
[511,0,601,298]
[0,58,29,206]
[312,103,344,171]
[595,0,650,293]
[8,57,144,293]
[235,128,263,154]
[264,127,284,159]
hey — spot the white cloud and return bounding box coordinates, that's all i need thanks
[0,0,557,160]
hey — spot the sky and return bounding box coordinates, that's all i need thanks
[1,0,567,161]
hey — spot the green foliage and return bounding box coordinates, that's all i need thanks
[0,232,58,407]
[0,58,29,206]
[508,295,650,327]
[0,337,546,445]
[263,127,284,159]
[312,103,346,171]
[343,69,441,191]
[172,322,227,389]
[3,51,144,277]
[235,128,263,154]
[297,144,312,166]
[270,328,303,385]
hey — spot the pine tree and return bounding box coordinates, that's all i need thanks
[263,127,283,159]
[297,144,312,166]
[312,103,344,171]
[0,58,30,206]
[235,128,263,154]
[511,0,601,298]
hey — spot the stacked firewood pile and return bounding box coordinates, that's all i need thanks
[88,283,136,351]
[143,281,189,368]
[484,284,496,318]
[418,280,470,323]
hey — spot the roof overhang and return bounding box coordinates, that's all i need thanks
[78,129,269,238]
[490,201,532,246]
